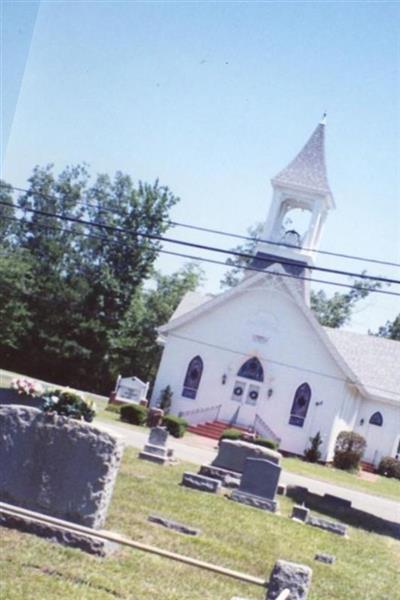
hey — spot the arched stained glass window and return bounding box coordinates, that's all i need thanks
[369,412,383,426]
[237,357,264,382]
[289,383,311,427]
[182,356,203,399]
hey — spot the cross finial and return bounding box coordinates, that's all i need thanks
[320,112,327,125]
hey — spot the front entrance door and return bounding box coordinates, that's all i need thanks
[229,378,261,427]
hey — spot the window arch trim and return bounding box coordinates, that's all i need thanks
[182,355,203,399]
[369,411,383,426]
[237,357,264,382]
[289,382,311,428]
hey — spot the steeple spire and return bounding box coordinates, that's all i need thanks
[272,117,333,204]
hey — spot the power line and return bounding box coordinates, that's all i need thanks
[3,213,400,298]
[1,197,400,289]
[2,182,400,269]
[166,332,400,399]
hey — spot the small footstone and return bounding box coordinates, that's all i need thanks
[266,560,312,600]
[277,484,287,496]
[314,553,336,564]
[291,504,310,523]
[181,472,221,493]
[148,515,200,536]
[307,515,348,536]
[230,489,278,513]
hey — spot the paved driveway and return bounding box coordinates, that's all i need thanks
[96,419,400,525]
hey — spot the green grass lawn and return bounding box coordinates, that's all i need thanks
[1,448,399,600]
[282,457,400,502]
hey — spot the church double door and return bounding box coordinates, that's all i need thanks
[225,378,261,427]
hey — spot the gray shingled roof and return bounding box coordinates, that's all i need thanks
[324,327,400,403]
[272,122,333,198]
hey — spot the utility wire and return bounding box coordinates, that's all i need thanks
[166,332,400,399]
[1,198,399,288]
[3,213,400,298]
[2,182,400,269]
[3,215,399,398]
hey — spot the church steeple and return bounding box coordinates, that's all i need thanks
[271,115,334,205]
[253,117,335,302]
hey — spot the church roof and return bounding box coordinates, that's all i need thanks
[272,118,333,200]
[324,327,400,404]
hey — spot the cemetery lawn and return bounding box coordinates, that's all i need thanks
[1,449,399,600]
[282,457,400,502]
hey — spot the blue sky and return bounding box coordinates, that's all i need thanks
[2,1,399,333]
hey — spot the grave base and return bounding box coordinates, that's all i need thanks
[230,489,278,513]
[199,464,241,487]
[0,509,118,556]
[181,472,222,493]
[138,444,176,465]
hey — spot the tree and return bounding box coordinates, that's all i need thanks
[220,221,381,328]
[373,315,400,341]
[310,276,381,328]
[220,222,263,288]
[304,431,323,463]
[1,165,180,392]
[109,263,204,388]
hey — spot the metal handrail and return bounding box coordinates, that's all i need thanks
[253,413,281,444]
[178,403,222,424]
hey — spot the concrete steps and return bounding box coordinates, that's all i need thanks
[187,420,249,440]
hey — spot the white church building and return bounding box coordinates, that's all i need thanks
[151,118,400,466]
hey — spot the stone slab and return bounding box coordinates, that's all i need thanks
[181,472,222,493]
[148,514,200,536]
[142,443,169,457]
[0,405,123,529]
[0,508,117,556]
[199,464,241,487]
[213,440,281,473]
[230,489,278,513]
[277,484,287,496]
[266,560,312,600]
[307,516,348,536]
[138,451,170,465]
[314,553,336,564]
[291,505,310,523]
[239,457,281,500]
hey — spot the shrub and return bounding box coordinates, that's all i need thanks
[42,389,96,422]
[120,403,148,425]
[333,431,366,471]
[159,385,173,415]
[219,429,278,450]
[252,437,278,451]
[304,431,323,463]
[219,428,243,442]
[163,414,188,438]
[106,403,121,414]
[378,456,400,479]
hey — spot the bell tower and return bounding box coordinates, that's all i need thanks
[253,116,335,300]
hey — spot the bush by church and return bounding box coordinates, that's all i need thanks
[333,431,366,471]
[378,456,400,480]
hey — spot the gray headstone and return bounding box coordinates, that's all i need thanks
[307,515,348,536]
[0,405,123,528]
[212,439,281,473]
[291,505,310,523]
[148,426,168,447]
[239,458,281,500]
[181,472,221,493]
[266,560,312,600]
[314,553,336,564]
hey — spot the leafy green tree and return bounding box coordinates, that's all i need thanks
[2,164,179,391]
[109,263,203,387]
[220,222,263,288]
[310,276,381,328]
[373,315,400,341]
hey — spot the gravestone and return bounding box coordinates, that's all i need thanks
[139,426,175,465]
[231,457,281,512]
[291,505,310,523]
[307,515,348,536]
[266,560,312,600]
[0,405,123,528]
[212,439,281,474]
[181,472,222,493]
